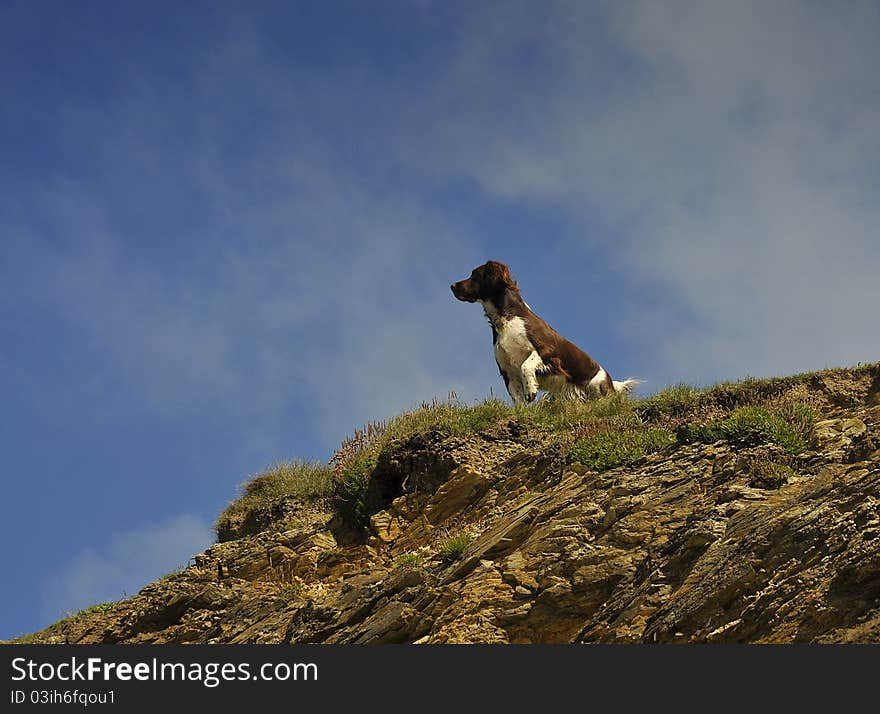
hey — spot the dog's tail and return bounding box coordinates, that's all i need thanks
[612,378,644,394]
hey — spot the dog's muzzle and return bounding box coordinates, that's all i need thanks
[451,281,477,302]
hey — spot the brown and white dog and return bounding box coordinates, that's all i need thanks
[451,260,640,404]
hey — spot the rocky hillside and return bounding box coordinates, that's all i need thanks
[12,364,880,644]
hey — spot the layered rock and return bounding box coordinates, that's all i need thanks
[13,367,880,644]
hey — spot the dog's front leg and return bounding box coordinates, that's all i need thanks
[496,361,526,405]
[507,378,527,405]
[520,351,543,403]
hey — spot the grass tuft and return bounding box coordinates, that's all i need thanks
[76,602,118,616]
[328,395,515,531]
[332,453,377,532]
[748,460,797,489]
[567,428,675,471]
[329,396,513,476]
[12,601,122,641]
[677,405,815,454]
[513,392,636,433]
[275,582,305,600]
[393,552,424,569]
[215,460,333,540]
[438,533,472,564]
[635,383,705,420]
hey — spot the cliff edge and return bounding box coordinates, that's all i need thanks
[12,364,880,644]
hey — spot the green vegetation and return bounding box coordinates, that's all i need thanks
[635,383,704,420]
[333,453,376,532]
[238,459,334,501]
[11,601,121,643]
[275,582,304,599]
[393,552,424,569]
[774,402,817,445]
[76,602,118,616]
[676,421,725,444]
[329,396,511,474]
[748,460,797,489]
[328,396,514,531]
[212,363,874,540]
[11,633,39,644]
[323,369,838,528]
[214,460,333,539]
[15,363,878,643]
[59,601,120,625]
[567,428,675,471]
[514,392,634,432]
[438,533,472,564]
[677,405,815,454]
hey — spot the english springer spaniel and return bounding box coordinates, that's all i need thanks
[452,260,640,404]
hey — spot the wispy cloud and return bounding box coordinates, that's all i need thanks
[41,513,213,622]
[399,0,880,384]
[4,19,495,458]
[7,0,879,460]
[18,177,494,452]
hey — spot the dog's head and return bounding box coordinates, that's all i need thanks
[451,261,518,303]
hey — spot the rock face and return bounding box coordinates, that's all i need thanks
[14,367,880,644]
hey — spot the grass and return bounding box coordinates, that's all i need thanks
[748,460,797,489]
[677,405,815,455]
[438,533,472,564]
[214,459,333,540]
[773,402,817,444]
[514,392,635,432]
[329,391,645,480]
[215,363,874,538]
[635,383,705,421]
[11,601,121,642]
[238,460,334,501]
[328,395,516,531]
[393,552,424,569]
[324,370,834,526]
[333,453,376,532]
[11,632,40,644]
[56,601,120,626]
[326,392,651,529]
[275,582,305,600]
[567,428,675,471]
[76,602,118,616]
[329,395,512,475]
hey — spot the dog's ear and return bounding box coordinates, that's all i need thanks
[488,261,518,291]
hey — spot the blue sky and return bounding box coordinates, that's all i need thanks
[2,0,879,639]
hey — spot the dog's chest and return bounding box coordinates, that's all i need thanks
[492,316,537,372]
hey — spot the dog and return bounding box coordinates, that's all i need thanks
[451,260,640,404]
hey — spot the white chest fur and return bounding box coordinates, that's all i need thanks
[493,316,537,375]
[481,302,547,403]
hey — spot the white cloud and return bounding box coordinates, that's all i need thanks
[41,513,213,622]
[5,22,498,458]
[401,0,880,385]
[12,1,879,467]
[18,173,493,454]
